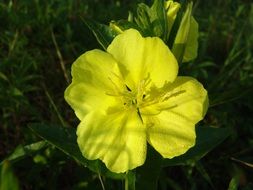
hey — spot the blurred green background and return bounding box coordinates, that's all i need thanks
[0,0,253,189]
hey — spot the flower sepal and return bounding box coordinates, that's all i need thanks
[83,18,119,50]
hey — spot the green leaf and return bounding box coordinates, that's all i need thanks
[0,141,48,165]
[0,72,8,81]
[209,85,253,107]
[228,176,239,190]
[195,161,215,189]
[82,18,118,50]
[29,123,125,179]
[0,161,19,190]
[150,0,168,40]
[132,0,168,39]
[241,184,253,190]
[134,3,153,36]
[163,126,231,166]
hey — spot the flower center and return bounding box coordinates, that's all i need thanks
[106,74,152,122]
[122,79,149,108]
[106,73,186,121]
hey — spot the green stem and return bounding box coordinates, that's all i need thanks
[98,172,105,190]
[125,171,135,190]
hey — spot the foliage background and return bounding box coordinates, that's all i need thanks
[0,0,253,189]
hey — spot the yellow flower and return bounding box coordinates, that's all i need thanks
[65,29,208,173]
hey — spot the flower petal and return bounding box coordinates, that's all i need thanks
[146,76,208,158]
[77,110,147,173]
[107,29,178,90]
[64,49,124,120]
[146,111,196,158]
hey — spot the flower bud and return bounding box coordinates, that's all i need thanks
[165,0,181,36]
[171,2,199,63]
[109,21,124,34]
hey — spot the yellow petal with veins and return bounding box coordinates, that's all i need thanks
[64,49,123,120]
[146,77,208,158]
[77,110,146,173]
[107,29,178,90]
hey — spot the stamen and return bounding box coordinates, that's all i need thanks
[126,85,131,92]
[137,107,143,123]
[161,90,186,101]
[108,77,122,93]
